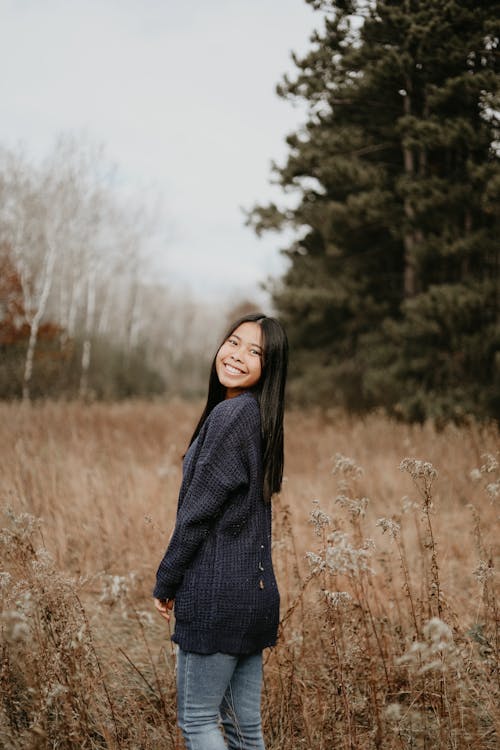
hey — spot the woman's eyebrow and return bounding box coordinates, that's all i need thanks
[246,338,263,349]
[230,334,262,350]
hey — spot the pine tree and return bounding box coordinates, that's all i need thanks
[249,0,500,421]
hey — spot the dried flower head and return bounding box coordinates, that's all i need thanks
[324,531,374,576]
[469,468,482,483]
[309,500,331,536]
[324,590,352,608]
[2,608,30,643]
[332,453,364,479]
[4,507,42,537]
[486,481,499,503]
[335,494,369,518]
[397,617,455,673]
[99,572,137,608]
[305,551,325,574]
[423,617,453,646]
[480,453,498,474]
[399,458,438,482]
[473,559,495,584]
[376,517,401,539]
[385,703,402,722]
[469,453,499,503]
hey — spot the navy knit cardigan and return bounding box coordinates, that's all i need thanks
[153,392,280,655]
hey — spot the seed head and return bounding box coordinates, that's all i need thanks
[324,590,352,608]
[423,617,453,645]
[469,468,482,483]
[397,617,455,674]
[324,531,374,576]
[309,500,331,536]
[399,458,438,482]
[336,494,368,518]
[385,703,402,722]
[305,551,325,574]
[332,453,364,479]
[376,517,401,539]
[473,560,494,584]
[480,453,498,474]
[486,482,499,503]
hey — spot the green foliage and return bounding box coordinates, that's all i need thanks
[361,281,500,423]
[250,0,500,422]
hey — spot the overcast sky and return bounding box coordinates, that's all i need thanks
[0,0,319,307]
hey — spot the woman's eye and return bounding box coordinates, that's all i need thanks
[250,349,261,356]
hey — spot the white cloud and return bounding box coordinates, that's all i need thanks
[0,0,318,302]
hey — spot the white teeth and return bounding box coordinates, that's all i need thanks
[225,363,243,375]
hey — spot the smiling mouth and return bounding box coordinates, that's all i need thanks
[224,362,246,375]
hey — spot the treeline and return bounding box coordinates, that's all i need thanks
[0,138,216,401]
[250,0,500,423]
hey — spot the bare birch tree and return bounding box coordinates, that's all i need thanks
[0,136,223,400]
[0,150,60,400]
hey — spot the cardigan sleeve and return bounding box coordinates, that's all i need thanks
[153,397,259,601]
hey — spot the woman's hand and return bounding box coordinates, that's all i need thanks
[154,597,174,622]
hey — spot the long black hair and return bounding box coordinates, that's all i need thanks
[188,312,288,502]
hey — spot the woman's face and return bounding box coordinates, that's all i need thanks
[215,321,263,398]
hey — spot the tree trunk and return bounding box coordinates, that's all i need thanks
[461,209,472,278]
[79,261,96,400]
[401,83,421,299]
[22,239,57,402]
[126,277,141,352]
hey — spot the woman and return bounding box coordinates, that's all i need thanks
[153,312,288,750]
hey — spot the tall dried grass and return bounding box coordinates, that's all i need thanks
[0,401,498,748]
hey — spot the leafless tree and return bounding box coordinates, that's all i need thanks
[0,136,231,400]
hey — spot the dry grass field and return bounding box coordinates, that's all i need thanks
[0,400,498,749]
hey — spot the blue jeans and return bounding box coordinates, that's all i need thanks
[176,649,266,750]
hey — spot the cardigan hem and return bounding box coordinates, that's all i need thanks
[171,624,277,656]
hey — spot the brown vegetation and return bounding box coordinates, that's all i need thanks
[0,401,498,748]
[0,247,63,348]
